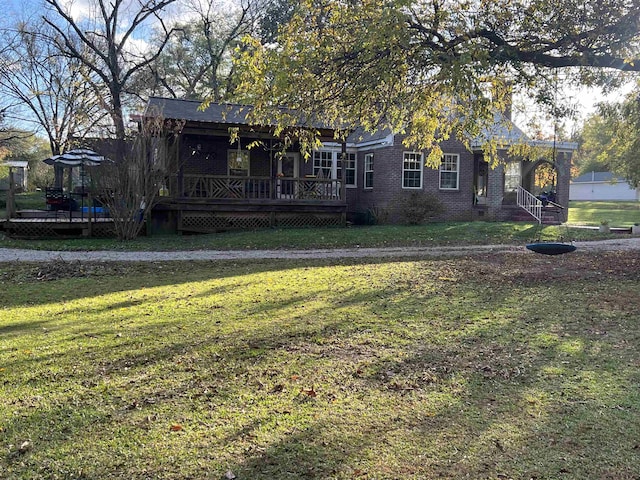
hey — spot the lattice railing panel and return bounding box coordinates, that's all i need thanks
[182,213,271,232]
[5,220,117,239]
[180,211,342,232]
[275,213,343,228]
[180,175,342,201]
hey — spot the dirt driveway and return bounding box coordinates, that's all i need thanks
[0,237,639,263]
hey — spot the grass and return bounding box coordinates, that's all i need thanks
[568,201,640,227]
[1,253,639,479]
[0,191,45,218]
[1,194,633,251]
[0,222,613,252]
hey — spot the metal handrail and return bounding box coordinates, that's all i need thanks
[517,186,542,224]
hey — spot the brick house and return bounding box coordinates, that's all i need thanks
[342,123,576,224]
[143,97,576,233]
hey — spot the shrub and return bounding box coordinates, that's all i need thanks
[399,192,445,225]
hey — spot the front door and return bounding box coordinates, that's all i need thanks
[277,153,299,198]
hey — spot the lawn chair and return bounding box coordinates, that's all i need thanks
[45,187,67,211]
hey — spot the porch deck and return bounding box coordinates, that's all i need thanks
[3,214,117,238]
[156,174,347,233]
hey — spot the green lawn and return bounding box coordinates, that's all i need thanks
[0,191,45,218]
[1,254,639,479]
[568,201,640,227]
[0,221,613,251]
[1,194,634,251]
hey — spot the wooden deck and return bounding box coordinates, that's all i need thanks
[147,174,348,233]
[3,211,117,238]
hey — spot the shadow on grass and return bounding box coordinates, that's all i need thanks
[2,252,639,478]
[223,277,640,478]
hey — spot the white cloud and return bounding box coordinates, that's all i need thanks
[59,0,93,21]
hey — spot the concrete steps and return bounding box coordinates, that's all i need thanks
[511,206,563,225]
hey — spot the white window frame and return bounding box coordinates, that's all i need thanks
[341,152,357,187]
[504,161,521,192]
[439,153,459,190]
[313,150,334,178]
[313,149,356,187]
[402,152,423,189]
[364,153,374,189]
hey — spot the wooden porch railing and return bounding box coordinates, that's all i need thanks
[176,174,343,201]
[517,185,542,224]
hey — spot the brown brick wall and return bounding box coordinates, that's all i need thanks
[349,136,477,223]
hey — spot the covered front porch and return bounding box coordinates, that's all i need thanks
[472,146,574,223]
[147,98,348,233]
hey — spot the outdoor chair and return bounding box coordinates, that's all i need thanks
[45,187,68,211]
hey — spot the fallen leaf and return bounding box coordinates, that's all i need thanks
[301,387,317,397]
[170,424,183,432]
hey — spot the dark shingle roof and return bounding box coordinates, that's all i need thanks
[146,97,253,125]
[145,97,336,131]
[346,126,393,145]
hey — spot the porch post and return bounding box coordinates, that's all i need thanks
[270,139,276,202]
[54,165,64,188]
[340,141,347,201]
[486,163,504,220]
[175,134,182,197]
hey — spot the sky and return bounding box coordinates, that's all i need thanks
[512,81,636,139]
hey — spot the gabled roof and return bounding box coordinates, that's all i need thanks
[470,113,577,151]
[346,126,393,146]
[144,97,578,151]
[470,113,529,147]
[3,160,29,168]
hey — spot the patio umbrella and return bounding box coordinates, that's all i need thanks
[43,148,107,167]
[43,148,108,216]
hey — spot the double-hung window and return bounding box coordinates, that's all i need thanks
[313,150,356,187]
[341,152,356,187]
[403,152,423,189]
[313,150,333,178]
[364,153,374,189]
[439,153,459,190]
[504,161,521,192]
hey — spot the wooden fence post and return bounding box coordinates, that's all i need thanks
[7,168,16,219]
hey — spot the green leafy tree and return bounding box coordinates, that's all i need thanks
[574,113,615,175]
[597,88,640,187]
[574,83,640,186]
[233,0,640,165]
[0,131,52,190]
[257,0,298,44]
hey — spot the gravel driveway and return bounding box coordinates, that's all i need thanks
[1,237,639,262]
